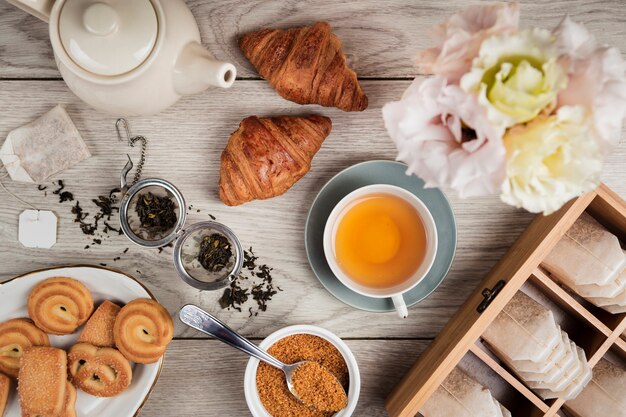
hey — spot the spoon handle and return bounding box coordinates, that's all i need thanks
[179,304,286,370]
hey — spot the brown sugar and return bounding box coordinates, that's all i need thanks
[256,334,349,417]
[292,361,347,412]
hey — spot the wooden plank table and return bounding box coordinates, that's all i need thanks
[1,1,624,415]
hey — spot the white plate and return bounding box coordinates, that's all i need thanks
[0,265,163,417]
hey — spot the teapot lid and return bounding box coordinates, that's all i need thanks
[58,0,158,76]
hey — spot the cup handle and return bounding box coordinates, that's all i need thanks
[391,294,408,318]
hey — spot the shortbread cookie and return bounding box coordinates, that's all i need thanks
[68,343,132,397]
[0,373,9,417]
[78,300,121,347]
[114,298,173,364]
[28,277,94,335]
[22,381,77,417]
[0,318,49,377]
[18,347,67,416]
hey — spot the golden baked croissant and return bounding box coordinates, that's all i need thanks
[219,115,332,206]
[240,21,368,112]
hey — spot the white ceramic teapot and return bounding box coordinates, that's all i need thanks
[7,0,237,115]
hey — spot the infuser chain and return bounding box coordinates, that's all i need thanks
[116,118,147,185]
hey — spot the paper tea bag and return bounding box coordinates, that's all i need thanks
[565,358,626,417]
[587,260,626,311]
[536,346,592,400]
[518,331,571,382]
[0,105,91,183]
[543,213,625,286]
[527,341,581,392]
[482,291,561,364]
[420,367,506,417]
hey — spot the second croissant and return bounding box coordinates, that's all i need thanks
[219,115,332,206]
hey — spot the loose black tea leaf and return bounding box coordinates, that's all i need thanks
[103,220,122,235]
[67,186,121,240]
[52,180,65,194]
[218,247,279,315]
[135,192,177,238]
[52,180,74,203]
[198,233,233,272]
[157,242,174,254]
[58,191,74,202]
[243,247,258,271]
[219,280,249,312]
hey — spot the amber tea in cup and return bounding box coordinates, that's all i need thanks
[323,184,438,318]
[334,193,427,288]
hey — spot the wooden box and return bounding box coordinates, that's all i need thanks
[385,184,626,417]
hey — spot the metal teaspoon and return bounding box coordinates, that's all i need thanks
[179,304,347,410]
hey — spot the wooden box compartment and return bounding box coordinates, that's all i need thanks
[386,184,626,417]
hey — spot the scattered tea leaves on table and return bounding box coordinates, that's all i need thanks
[219,278,249,311]
[220,247,281,315]
[39,181,124,250]
[52,180,74,202]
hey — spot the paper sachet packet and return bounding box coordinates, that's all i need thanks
[543,213,625,287]
[0,105,91,183]
[420,367,508,417]
[482,291,561,363]
[566,357,626,417]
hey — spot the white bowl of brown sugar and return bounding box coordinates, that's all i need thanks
[244,325,361,417]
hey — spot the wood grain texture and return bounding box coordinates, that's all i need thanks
[1,0,625,79]
[1,1,626,416]
[138,339,430,417]
[0,80,624,341]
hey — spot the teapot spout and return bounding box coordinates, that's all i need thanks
[174,42,236,95]
[6,0,53,22]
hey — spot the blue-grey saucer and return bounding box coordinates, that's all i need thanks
[304,160,457,312]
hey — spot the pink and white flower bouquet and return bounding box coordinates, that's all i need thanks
[383,2,626,214]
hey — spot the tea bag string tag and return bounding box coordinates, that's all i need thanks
[0,163,58,248]
[0,164,38,214]
[116,118,147,186]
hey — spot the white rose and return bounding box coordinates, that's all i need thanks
[501,106,602,214]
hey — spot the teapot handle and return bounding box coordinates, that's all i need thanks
[6,0,53,22]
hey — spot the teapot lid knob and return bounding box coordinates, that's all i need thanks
[83,3,119,36]
[57,0,159,76]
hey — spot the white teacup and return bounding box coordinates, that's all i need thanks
[323,184,438,318]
